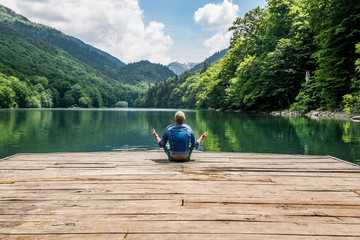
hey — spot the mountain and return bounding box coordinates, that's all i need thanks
[118,60,176,87]
[0,5,175,86]
[167,49,229,76]
[0,4,176,108]
[0,5,125,72]
[167,62,197,75]
[135,49,229,108]
[68,36,125,67]
[189,49,229,73]
[0,23,136,108]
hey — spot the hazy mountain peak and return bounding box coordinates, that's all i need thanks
[167,62,197,75]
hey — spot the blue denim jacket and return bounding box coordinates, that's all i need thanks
[158,123,199,155]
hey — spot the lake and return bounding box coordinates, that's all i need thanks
[0,108,359,165]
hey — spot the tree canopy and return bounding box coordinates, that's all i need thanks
[0,4,176,109]
[136,0,360,114]
[0,23,137,108]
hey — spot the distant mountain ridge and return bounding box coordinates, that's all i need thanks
[167,62,197,75]
[167,49,229,76]
[189,49,228,73]
[0,4,231,110]
[69,36,126,67]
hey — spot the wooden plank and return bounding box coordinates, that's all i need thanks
[0,151,359,239]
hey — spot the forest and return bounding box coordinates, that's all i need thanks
[135,0,360,114]
[0,5,175,108]
[0,23,139,108]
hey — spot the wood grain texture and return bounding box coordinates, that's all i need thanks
[0,151,359,239]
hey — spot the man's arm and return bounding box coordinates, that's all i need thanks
[197,132,208,144]
[152,129,161,142]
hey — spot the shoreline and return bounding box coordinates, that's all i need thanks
[3,107,360,122]
[270,110,360,121]
[213,108,360,121]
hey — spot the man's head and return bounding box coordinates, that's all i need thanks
[174,111,186,124]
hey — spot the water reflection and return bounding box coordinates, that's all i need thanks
[0,109,359,165]
[193,111,360,165]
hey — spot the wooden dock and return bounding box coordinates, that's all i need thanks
[0,151,360,239]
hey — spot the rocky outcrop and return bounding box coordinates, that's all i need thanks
[218,109,356,121]
[270,110,357,121]
[304,110,352,120]
[270,110,302,117]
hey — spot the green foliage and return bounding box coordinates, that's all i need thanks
[121,0,359,112]
[343,93,360,114]
[0,5,177,109]
[225,55,260,110]
[261,38,304,108]
[180,73,201,109]
[0,23,142,108]
[229,6,268,55]
[135,73,190,108]
[341,43,360,114]
[195,61,223,109]
[189,49,228,73]
[117,60,175,85]
[356,43,360,72]
[0,85,16,108]
[291,80,320,113]
[0,5,126,75]
[263,0,295,52]
[0,73,28,108]
[306,0,360,109]
[114,101,129,108]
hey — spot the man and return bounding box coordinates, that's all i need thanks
[152,111,208,162]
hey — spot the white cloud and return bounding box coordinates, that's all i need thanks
[204,31,232,54]
[194,0,239,32]
[194,0,239,55]
[0,0,173,64]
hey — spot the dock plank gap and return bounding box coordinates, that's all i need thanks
[0,151,360,239]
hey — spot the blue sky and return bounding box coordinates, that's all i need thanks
[0,0,267,64]
[140,0,267,63]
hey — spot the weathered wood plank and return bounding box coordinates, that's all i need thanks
[0,151,359,239]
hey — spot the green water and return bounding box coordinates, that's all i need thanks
[0,108,359,165]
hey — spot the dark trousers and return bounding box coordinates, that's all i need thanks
[163,144,194,162]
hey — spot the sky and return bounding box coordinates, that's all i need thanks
[0,0,267,65]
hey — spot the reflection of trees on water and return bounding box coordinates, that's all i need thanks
[0,109,359,164]
[192,111,360,164]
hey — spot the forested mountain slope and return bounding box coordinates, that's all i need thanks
[0,23,137,108]
[136,0,360,114]
[0,4,176,108]
[0,5,125,73]
[166,49,228,76]
[189,48,228,73]
[0,4,175,86]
